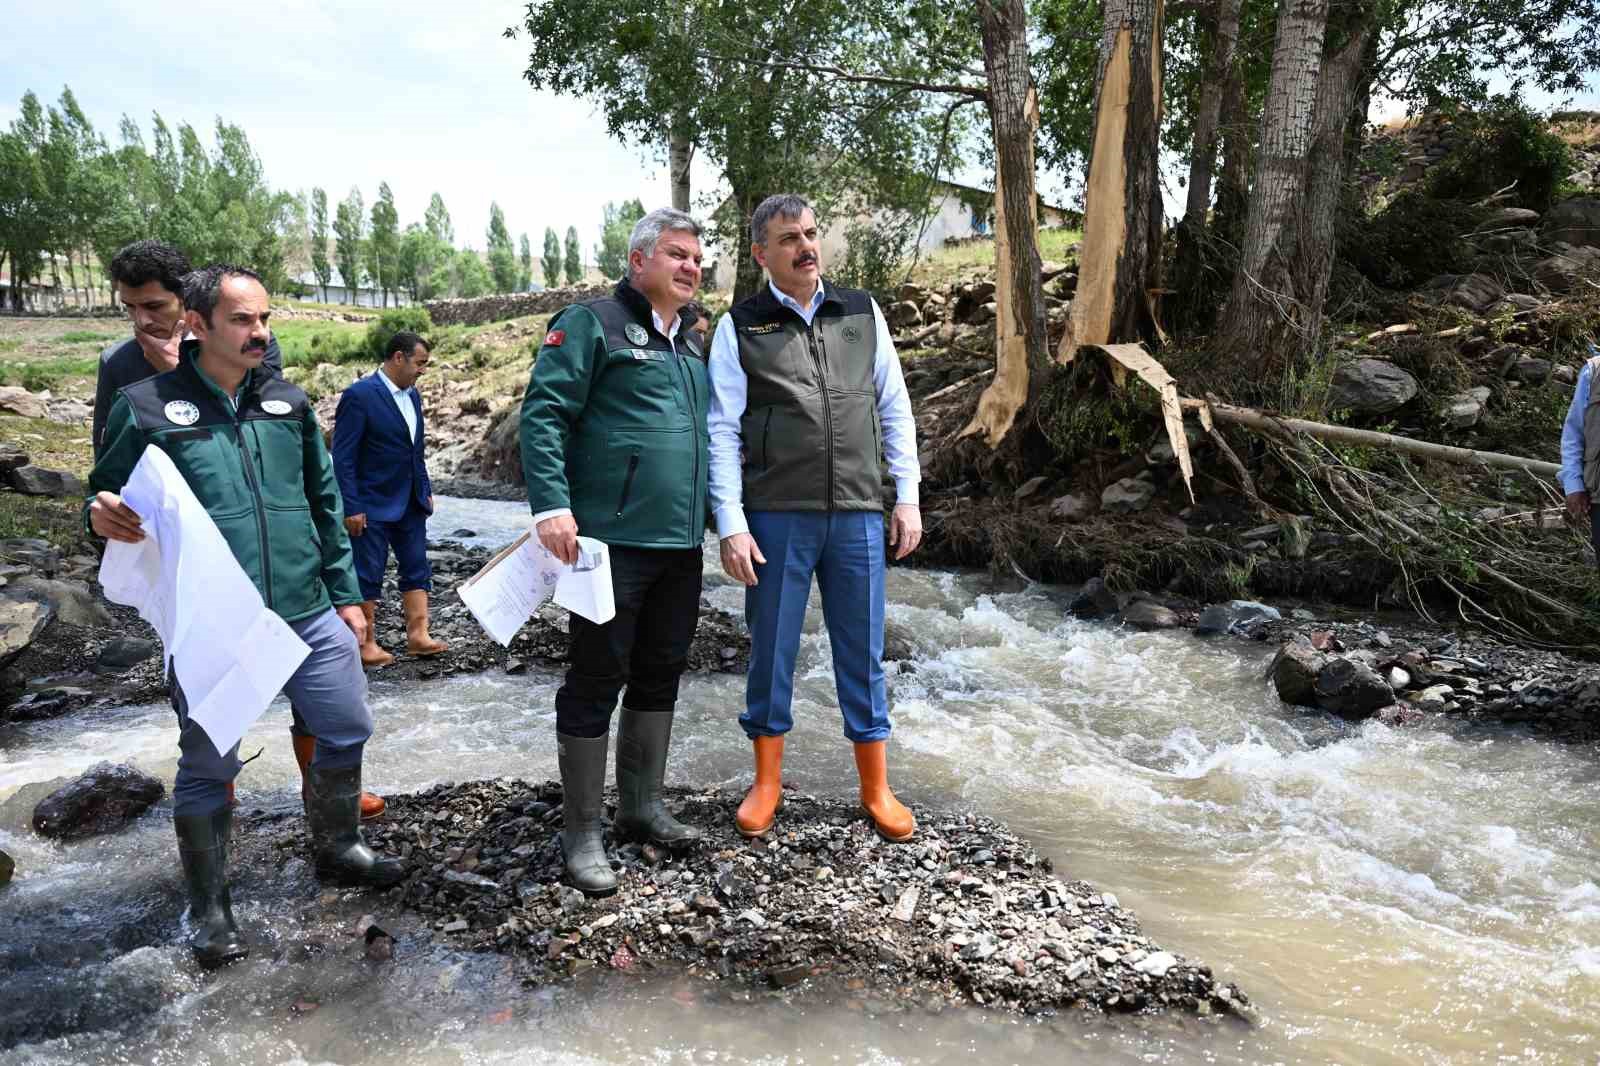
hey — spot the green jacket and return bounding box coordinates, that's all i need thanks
[519,280,710,549]
[87,344,362,623]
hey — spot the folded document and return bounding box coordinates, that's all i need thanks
[456,532,616,645]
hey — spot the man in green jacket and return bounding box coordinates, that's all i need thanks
[520,207,708,896]
[88,265,404,969]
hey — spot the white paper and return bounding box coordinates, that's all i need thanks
[457,532,615,646]
[99,445,311,757]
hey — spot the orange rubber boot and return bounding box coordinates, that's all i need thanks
[293,732,385,820]
[358,601,394,668]
[734,735,784,838]
[853,740,915,842]
[402,590,448,657]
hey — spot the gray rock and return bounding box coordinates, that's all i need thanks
[1544,196,1600,247]
[1195,600,1282,637]
[969,301,997,326]
[95,636,158,673]
[31,762,166,839]
[1422,273,1504,314]
[1555,364,1578,386]
[888,301,923,329]
[1328,359,1419,414]
[1534,246,1600,294]
[883,619,916,662]
[1014,475,1050,500]
[1119,599,1181,630]
[1100,477,1155,513]
[1482,207,1541,228]
[1068,577,1119,621]
[896,283,929,305]
[7,465,84,498]
[0,595,54,667]
[1443,386,1492,428]
[1048,493,1094,522]
[1508,356,1552,383]
[442,869,500,891]
[0,847,12,885]
[1387,666,1412,690]
[0,442,28,474]
[1314,658,1395,720]
[1271,638,1326,706]
[0,385,49,419]
[1134,950,1178,977]
[8,575,114,629]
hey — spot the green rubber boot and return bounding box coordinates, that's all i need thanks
[615,709,702,847]
[174,807,249,969]
[558,732,618,896]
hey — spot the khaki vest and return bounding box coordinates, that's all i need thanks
[729,282,884,512]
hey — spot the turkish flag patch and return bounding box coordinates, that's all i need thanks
[543,329,565,347]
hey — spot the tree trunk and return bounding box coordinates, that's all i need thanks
[957,0,1050,449]
[1214,0,1330,364]
[1212,63,1251,251]
[669,124,693,212]
[1172,0,1241,332]
[1058,0,1165,360]
[731,184,769,302]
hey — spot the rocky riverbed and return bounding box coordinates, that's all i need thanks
[235,777,1255,1023]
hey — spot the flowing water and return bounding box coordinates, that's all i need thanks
[3,495,1599,1064]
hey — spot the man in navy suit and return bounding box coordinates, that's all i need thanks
[332,330,448,666]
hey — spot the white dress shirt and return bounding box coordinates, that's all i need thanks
[377,366,418,443]
[532,308,683,529]
[706,279,920,540]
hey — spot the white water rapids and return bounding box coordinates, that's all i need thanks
[2,494,1598,1064]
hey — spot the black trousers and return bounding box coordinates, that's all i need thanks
[555,546,703,738]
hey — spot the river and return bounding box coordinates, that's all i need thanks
[2,495,1597,1064]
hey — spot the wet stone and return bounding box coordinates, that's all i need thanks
[31,762,165,840]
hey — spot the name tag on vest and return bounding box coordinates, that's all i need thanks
[619,348,665,362]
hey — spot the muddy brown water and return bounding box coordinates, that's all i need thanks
[2,495,1597,1063]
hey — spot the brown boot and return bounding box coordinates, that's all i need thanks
[734,735,784,838]
[402,589,448,656]
[853,740,915,842]
[358,601,394,668]
[292,732,385,820]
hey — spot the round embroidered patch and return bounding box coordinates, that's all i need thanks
[164,400,200,426]
[260,399,293,415]
[841,324,863,344]
[625,323,649,345]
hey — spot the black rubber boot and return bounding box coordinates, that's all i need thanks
[557,732,617,897]
[174,807,249,969]
[306,763,406,888]
[615,709,702,847]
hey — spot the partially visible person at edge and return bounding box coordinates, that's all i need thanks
[86,264,404,969]
[92,241,378,818]
[332,330,448,668]
[683,299,712,350]
[1558,339,1600,553]
[707,193,923,844]
[518,207,709,897]
[93,240,281,460]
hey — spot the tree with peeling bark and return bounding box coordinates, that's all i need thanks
[1058,0,1167,363]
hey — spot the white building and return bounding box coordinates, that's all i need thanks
[291,268,410,308]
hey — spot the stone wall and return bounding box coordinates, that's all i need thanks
[424,285,612,327]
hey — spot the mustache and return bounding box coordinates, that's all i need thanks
[242,340,267,354]
[794,254,817,267]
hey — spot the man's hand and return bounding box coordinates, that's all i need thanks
[1567,491,1592,521]
[345,512,367,537]
[425,495,434,514]
[89,492,145,543]
[888,503,922,560]
[134,330,182,373]
[537,514,579,565]
[336,603,367,646]
[720,532,767,586]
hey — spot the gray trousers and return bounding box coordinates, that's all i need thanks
[171,608,373,816]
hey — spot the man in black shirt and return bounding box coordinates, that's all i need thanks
[93,241,281,459]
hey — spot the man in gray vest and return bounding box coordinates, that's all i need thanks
[1559,343,1600,555]
[707,193,923,843]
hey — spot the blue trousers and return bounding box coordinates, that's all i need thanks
[352,505,432,602]
[170,609,373,816]
[741,511,889,742]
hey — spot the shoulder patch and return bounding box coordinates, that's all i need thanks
[544,329,565,347]
[164,400,199,426]
[741,322,783,335]
[261,399,293,415]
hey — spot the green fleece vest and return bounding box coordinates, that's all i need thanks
[729,282,884,512]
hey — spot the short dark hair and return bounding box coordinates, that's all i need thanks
[109,240,191,297]
[182,264,264,327]
[751,194,813,246]
[682,300,710,325]
[386,331,429,360]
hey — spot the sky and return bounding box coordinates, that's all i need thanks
[2,1,1597,258]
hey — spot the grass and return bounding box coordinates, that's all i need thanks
[56,330,120,344]
[1,414,94,477]
[271,318,371,368]
[910,227,1083,287]
[0,492,89,552]
[0,354,101,392]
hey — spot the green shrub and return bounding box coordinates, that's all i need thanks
[1426,99,1572,211]
[833,220,911,306]
[362,307,434,362]
[1341,191,1486,289]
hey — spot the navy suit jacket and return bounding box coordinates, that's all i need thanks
[332,370,433,524]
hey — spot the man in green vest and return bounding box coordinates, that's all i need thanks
[707,194,924,843]
[520,207,709,896]
[88,265,405,968]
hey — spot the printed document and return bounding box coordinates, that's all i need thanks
[457,532,615,645]
[99,445,310,757]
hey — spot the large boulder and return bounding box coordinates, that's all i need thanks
[1068,577,1119,620]
[1313,658,1394,720]
[1544,196,1600,247]
[1119,598,1181,630]
[1421,273,1504,314]
[0,441,28,474]
[1194,599,1281,638]
[1328,359,1419,414]
[6,465,83,498]
[1270,637,1327,706]
[1534,246,1600,293]
[1048,493,1095,523]
[1100,477,1155,514]
[7,575,114,629]
[469,402,524,486]
[31,762,166,840]
[0,385,49,419]
[888,301,923,329]
[0,594,54,667]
